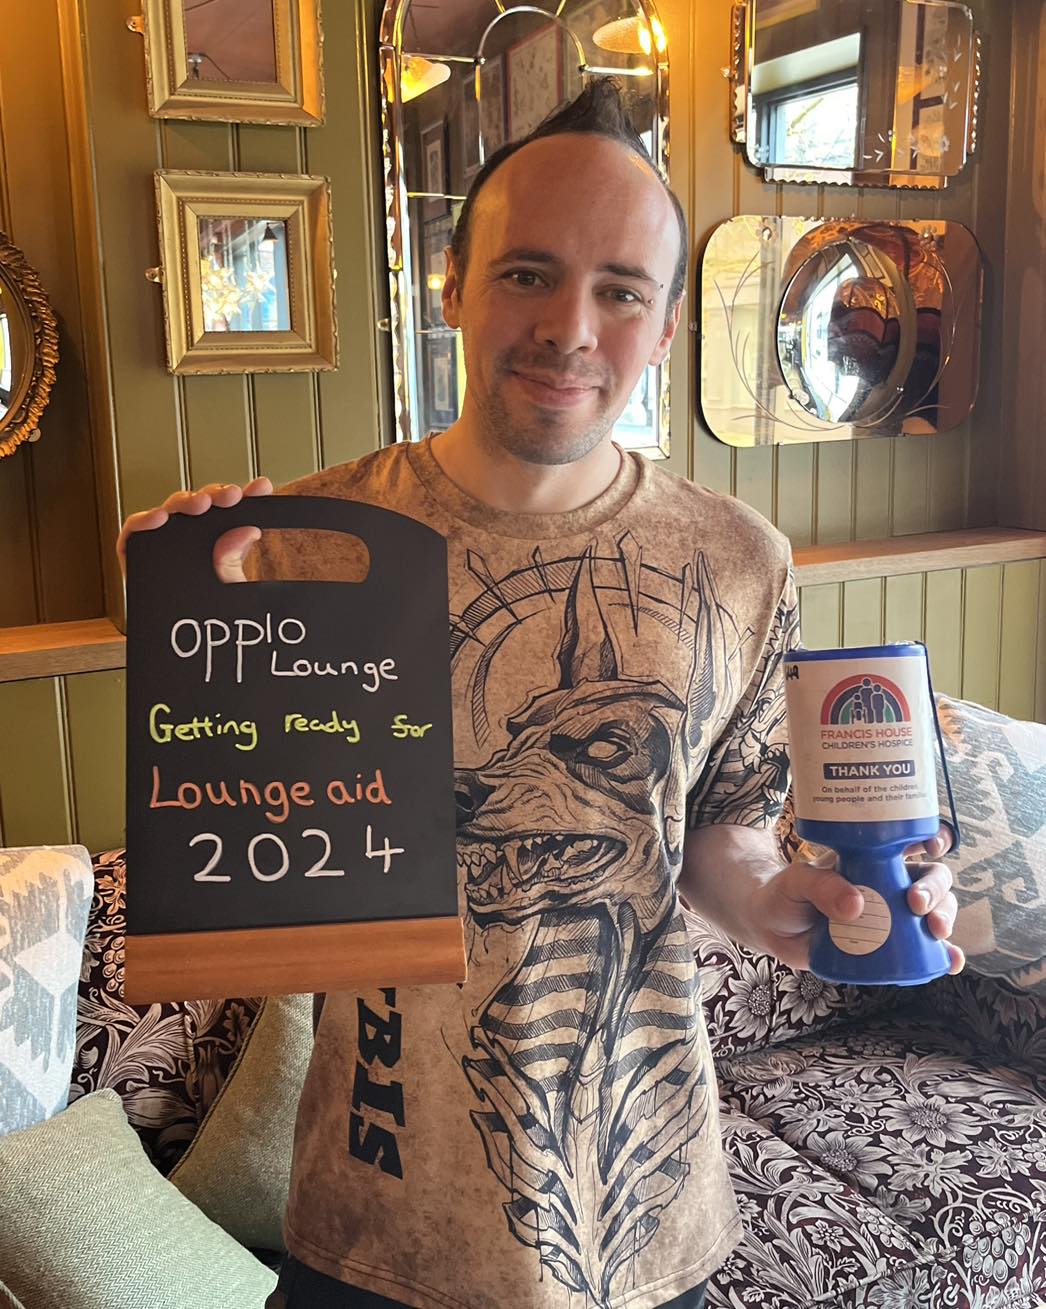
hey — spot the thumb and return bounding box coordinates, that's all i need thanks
[213,525,261,584]
[769,861,865,937]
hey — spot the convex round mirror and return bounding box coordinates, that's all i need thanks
[0,230,58,458]
[776,239,915,425]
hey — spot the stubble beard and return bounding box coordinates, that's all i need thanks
[477,353,616,467]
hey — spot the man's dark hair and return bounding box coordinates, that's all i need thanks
[449,77,688,321]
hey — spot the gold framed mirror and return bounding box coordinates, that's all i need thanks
[133,0,324,126]
[378,0,672,458]
[729,0,981,188]
[152,170,337,374]
[0,230,59,459]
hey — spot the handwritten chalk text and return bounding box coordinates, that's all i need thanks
[149,702,258,752]
[188,826,404,884]
[149,766,392,824]
[169,613,398,689]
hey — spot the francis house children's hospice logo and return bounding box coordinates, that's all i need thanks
[821,675,911,727]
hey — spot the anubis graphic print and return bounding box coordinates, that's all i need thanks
[449,533,792,1307]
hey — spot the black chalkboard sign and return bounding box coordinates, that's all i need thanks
[123,496,464,1002]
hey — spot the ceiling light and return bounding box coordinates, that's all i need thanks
[401,55,451,103]
[592,15,666,57]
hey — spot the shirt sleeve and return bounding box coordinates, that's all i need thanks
[686,566,800,831]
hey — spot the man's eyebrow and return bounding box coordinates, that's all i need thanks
[600,261,659,286]
[490,248,660,286]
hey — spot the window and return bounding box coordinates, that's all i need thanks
[758,72,861,170]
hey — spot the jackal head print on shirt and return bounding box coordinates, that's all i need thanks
[271,439,796,1309]
[452,537,778,1304]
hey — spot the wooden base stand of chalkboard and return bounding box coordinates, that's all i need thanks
[123,917,467,1003]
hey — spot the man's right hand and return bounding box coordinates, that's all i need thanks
[116,477,274,583]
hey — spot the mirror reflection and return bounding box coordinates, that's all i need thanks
[739,0,978,185]
[0,279,22,423]
[777,240,915,424]
[380,0,670,455]
[700,216,982,446]
[197,217,290,333]
[183,0,279,84]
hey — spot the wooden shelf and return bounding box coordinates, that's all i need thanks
[1,529,1044,683]
[0,618,126,683]
[793,528,1046,587]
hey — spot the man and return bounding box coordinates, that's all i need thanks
[119,80,962,1309]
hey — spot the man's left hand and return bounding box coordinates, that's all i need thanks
[747,826,965,975]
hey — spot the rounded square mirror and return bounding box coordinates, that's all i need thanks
[730,0,980,188]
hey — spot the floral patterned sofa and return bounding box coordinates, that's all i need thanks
[69,695,1046,1308]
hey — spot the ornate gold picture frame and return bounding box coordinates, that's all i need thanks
[0,230,59,458]
[153,170,337,375]
[133,0,324,126]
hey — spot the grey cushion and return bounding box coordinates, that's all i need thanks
[0,846,92,1133]
[170,992,314,1251]
[0,1089,277,1309]
[934,695,1046,991]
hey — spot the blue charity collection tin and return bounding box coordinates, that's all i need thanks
[783,642,952,987]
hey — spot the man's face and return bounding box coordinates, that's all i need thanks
[441,134,683,466]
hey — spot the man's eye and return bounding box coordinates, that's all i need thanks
[607,287,642,304]
[506,270,544,288]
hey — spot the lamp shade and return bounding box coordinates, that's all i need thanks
[591,14,666,56]
[401,55,451,103]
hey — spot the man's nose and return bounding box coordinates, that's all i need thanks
[533,284,598,355]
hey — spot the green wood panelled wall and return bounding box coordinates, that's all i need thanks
[1,0,1044,851]
[82,0,388,523]
[671,0,1011,537]
[4,560,1044,851]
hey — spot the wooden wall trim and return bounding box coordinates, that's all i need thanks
[794,528,1046,586]
[2,530,1043,683]
[0,618,125,681]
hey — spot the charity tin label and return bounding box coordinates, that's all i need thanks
[784,652,937,824]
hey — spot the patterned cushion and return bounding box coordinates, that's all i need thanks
[69,850,262,1173]
[712,1017,1046,1306]
[686,795,899,1060]
[0,846,93,1133]
[910,968,1046,1079]
[933,695,1046,992]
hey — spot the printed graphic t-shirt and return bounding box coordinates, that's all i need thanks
[248,437,797,1309]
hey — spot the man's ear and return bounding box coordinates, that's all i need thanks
[648,292,684,367]
[441,247,461,329]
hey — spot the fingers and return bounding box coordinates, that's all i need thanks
[116,507,169,577]
[908,860,964,973]
[905,825,954,860]
[945,941,966,975]
[117,477,273,579]
[214,525,262,585]
[907,860,953,918]
[161,481,242,516]
[775,862,866,932]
